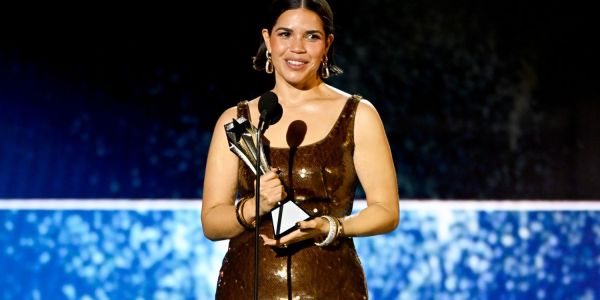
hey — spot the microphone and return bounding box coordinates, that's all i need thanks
[258,91,283,132]
[254,90,282,300]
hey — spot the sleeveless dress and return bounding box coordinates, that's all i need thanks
[215,95,368,299]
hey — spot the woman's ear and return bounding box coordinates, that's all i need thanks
[262,29,271,52]
[326,34,334,52]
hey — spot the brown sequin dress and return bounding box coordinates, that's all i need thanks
[215,96,368,299]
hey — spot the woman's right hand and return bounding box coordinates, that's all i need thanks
[254,168,287,216]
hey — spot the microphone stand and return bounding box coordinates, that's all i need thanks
[254,120,264,300]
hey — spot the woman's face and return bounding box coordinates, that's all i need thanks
[262,8,332,88]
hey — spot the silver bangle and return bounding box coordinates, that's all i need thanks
[315,215,338,247]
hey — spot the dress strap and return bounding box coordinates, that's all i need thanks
[237,100,251,121]
[336,95,362,146]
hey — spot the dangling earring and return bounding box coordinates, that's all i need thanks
[265,50,274,74]
[321,57,330,79]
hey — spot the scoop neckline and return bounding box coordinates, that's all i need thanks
[267,96,355,151]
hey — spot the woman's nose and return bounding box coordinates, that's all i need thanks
[289,36,306,53]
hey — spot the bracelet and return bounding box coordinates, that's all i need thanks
[335,217,344,238]
[235,197,255,230]
[315,215,338,247]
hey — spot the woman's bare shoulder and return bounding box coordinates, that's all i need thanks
[354,97,385,131]
[215,106,239,126]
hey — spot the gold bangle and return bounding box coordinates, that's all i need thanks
[241,198,257,228]
[235,197,255,230]
[335,217,344,238]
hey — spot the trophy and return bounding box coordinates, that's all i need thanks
[224,116,311,239]
[224,116,269,176]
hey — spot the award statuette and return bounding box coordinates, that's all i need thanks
[224,116,269,176]
[224,116,310,239]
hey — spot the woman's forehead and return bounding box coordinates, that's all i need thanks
[273,8,324,31]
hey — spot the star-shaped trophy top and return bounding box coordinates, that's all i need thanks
[224,117,251,143]
[224,116,269,175]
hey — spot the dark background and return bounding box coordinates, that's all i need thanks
[1,0,598,199]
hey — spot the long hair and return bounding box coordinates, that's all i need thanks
[252,0,343,79]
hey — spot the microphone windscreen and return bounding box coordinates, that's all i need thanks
[259,91,278,114]
[269,101,283,125]
[258,91,282,125]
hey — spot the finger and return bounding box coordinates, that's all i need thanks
[264,185,286,202]
[260,234,284,247]
[279,229,319,245]
[261,178,283,190]
[260,234,275,245]
[274,239,288,248]
[261,171,279,181]
[272,186,286,201]
[296,221,308,230]
[297,219,319,230]
[261,235,288,248]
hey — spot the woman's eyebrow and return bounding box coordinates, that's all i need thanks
[274,27,323,35]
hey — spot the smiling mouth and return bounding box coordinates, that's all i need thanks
[286,60,307,66]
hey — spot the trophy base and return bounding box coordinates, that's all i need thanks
[271,200,312,239]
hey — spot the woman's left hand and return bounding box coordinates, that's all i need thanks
[260,217,329,248]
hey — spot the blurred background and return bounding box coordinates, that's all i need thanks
[1,0,599,299]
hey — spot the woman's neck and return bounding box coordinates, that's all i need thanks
[272,82,334,105]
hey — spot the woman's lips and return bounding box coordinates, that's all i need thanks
[286,60,307,69]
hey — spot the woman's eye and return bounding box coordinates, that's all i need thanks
[306,34,321,40]
[278,31,291,38]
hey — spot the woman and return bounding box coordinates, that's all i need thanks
[201,0,399,298]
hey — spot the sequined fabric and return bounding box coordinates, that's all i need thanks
[216,96,368,299]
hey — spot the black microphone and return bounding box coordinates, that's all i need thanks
[258,91,282,132]
[254,90,282,300]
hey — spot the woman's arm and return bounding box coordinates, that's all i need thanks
[343,99,399,237]
[201,107,245,240]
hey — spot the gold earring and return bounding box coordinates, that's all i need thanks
[265,51,274,74]
[321,57,330,79]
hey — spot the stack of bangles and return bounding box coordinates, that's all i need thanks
[314,215,344,247]
[235,197,256,230]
